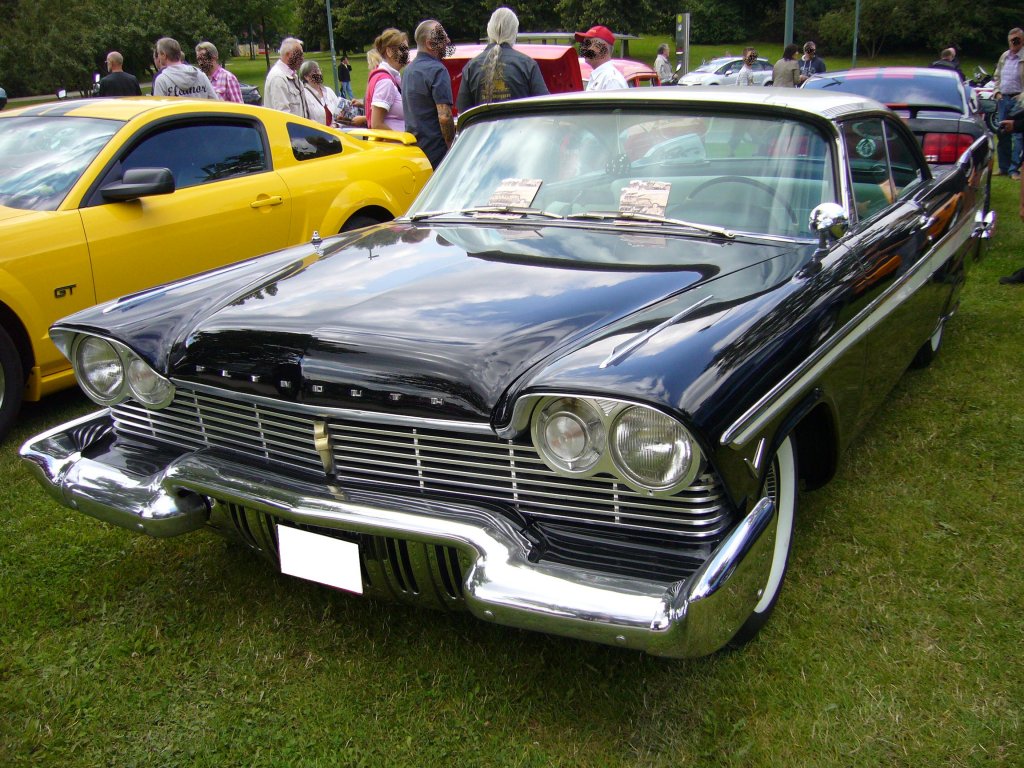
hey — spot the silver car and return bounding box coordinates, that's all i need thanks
[675,56,773,86]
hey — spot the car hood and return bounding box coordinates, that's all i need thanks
[61,221,809,422]
[0,205,39,224]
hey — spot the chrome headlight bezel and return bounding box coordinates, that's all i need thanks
[526,395,704,496]
[67,333,175,409]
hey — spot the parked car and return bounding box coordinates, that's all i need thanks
[579,58,660,88]
[239,83,262,106]
[414,44,583,115]
[674,56,773,86]
[22,88,994,657]
[802,67,988,167]
[0,97,432,440]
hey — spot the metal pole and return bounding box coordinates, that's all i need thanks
[784,0,794,47]
[325,0,339,92]
[851,0,860,67]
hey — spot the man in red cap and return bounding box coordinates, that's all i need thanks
[575,25,628,91]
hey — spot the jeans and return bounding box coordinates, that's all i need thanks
[997,95,1022,174]
[340,81,354,100]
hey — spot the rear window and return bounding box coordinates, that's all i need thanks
[803,72,964,111]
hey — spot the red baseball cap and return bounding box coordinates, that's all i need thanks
[574,25,615,46]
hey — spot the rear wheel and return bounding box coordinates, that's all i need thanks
[728,435,797,647]
[341,214,387,233]
[0,325,25,443]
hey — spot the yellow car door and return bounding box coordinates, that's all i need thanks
[79,118,293,303]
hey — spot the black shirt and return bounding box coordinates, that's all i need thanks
[98,71,142,97]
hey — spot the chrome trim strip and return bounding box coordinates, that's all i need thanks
[721,196,980,449]
[170,379,495,435]
[20,410,776,658]
[600,295,714,368]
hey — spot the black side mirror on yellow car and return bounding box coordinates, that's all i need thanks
[100,167,175,202]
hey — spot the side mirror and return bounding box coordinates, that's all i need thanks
[100,167,175,202]
[809,202,849,242]
[801,203,849,277]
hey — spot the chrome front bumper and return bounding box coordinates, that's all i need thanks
[21,410,777,658]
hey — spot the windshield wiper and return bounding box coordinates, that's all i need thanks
[409,205,562,221]
[563,210,735,238]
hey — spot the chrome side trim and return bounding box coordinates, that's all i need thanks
[721,196,979,449]
[20,410,777,658]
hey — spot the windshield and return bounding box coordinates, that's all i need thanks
[693,59,731,73]
[413,109,836,239]
[803,72,965,112]
[0,116,120,210]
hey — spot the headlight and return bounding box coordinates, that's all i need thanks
[126,356,175,407]
[527,396,704,495]
[70,334,174,409]
[74,336,125,403]
[611,406,699,491]
[533,397,604,473]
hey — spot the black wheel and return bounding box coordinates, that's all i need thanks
[729,435,798,647]
[685,175,798,227]
[911,319,945,368]
[340,214,386,233]
[984,110,999,133]
[0,325,25,443]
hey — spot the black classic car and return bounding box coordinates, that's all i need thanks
[21,89,994,657]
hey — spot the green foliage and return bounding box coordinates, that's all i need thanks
[554,0,658,36]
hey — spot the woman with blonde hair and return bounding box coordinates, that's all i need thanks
[367,28,408,131]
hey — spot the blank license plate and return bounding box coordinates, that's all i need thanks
[277,525,363,594]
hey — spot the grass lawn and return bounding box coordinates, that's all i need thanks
[2,87,1022,767]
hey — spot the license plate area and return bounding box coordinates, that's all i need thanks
[277,524,364,594]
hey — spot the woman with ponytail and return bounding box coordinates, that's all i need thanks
[455,7,548,112]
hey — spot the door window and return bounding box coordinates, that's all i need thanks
[119,121,267,189]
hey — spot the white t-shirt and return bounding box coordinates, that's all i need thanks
[586,60,629,91]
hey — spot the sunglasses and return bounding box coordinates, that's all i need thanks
[1011,37,1022,45]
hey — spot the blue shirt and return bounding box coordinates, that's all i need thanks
[402,52,453,169]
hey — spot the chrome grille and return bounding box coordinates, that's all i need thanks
[112,387,732,541]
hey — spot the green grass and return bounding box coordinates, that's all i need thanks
[2,175,1023,765]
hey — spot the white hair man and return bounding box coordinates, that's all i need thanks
[456,7,548,112]
[264,37,310,117]
[574,25,627,91]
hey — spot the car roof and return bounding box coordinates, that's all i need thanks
[812,66,962,81]
[457,86,891,128]
[0,97,270,122]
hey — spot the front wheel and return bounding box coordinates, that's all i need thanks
[0,325,26,443]
[728,435,797,647]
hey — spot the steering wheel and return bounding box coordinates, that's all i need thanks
[685,175,798,227]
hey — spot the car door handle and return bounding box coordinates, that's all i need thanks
[250,195,284,209]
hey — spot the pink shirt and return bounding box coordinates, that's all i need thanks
[370,63,405,132]
[210,66,243,103]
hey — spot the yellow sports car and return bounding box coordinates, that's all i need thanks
[0,97,432,439]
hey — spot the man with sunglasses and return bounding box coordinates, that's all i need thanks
[993,29,1024,179]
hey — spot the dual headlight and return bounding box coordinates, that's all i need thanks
[71,335,175,409]
[530,396,702,495]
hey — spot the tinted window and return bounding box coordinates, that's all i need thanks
[804,71,964,112]
[121,121,267,188]
[0,116,120,210]
[288,123,342,160]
